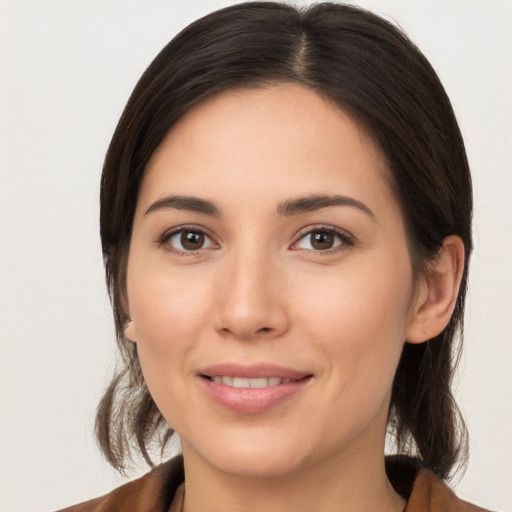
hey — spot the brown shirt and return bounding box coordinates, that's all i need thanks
[57,456,491,512]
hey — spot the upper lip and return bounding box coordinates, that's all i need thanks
[199,363,311,380]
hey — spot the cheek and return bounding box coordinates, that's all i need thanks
[297,260,412,338]
[126,268,212,426]
[125,258,215,403]
[128,261,211,347]
[295,262,412,393]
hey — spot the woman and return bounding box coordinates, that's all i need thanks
[58,2,490,511]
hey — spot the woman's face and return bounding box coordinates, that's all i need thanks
[125,84,423,477]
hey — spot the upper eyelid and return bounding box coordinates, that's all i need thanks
[292,224,354,243]
[160,224,216,241]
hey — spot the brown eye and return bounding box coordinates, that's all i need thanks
[181,231,205,250]
[165,229,215,252]
[310,232,335,250]
[293,228,350,252]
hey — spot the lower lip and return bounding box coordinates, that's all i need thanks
[201,377,311,414]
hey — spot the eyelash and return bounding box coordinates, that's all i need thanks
[158,225,217,255]
[291,225,355,255]
[158,224,355,256]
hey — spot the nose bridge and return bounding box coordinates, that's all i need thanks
[214,239,288,339]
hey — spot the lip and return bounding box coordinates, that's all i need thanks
[199,363,310,380]
[198,363,313,414]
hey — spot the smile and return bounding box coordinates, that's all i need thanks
[200,367,312,414]
[207,376,297,388]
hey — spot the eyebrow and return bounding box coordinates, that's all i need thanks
[277,194,377,222]
[144,193,376,222]
[145,195,221,216]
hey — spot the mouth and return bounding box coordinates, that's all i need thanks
[202,375,309,388]
[198,365,313,414]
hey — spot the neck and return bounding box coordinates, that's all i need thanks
[180,441,405,512]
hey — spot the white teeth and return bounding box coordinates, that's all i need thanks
[221,376,233,386]
[209,376,297,388]
[232,377,250,388]
[249,377,268,388]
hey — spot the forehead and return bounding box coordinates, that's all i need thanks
[138,84,395,216]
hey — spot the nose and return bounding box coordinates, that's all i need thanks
[213,250,290,341]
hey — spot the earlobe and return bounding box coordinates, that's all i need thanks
[406,235,465,344]
[124,320,137,342]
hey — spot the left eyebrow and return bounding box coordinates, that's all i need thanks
[277,194,377,222]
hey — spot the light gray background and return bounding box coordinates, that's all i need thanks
[1,1,511,511]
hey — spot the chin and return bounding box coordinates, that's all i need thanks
[184,430,311,479]
[215,449,305,479]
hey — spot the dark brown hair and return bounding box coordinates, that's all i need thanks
[97,2,471,480]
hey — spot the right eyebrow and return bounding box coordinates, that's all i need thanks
[144,195,221,216]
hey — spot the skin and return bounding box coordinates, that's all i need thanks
[124,84,464,512]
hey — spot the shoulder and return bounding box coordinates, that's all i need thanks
[56,456,184,512]
[408,469,492,512]
[386,455,493,512]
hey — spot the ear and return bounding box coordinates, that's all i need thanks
[406,235,465,344]
[119,268,137,342]
[124,320,137,343]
